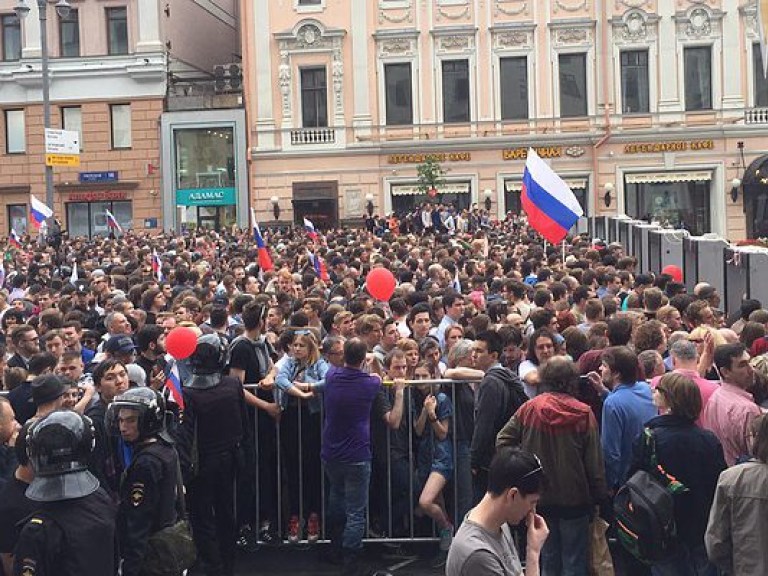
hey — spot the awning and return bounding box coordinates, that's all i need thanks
[625,171,712,184]
[391,182,471,196]
[504,178,587,192]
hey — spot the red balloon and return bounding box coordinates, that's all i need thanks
[662,265,683,283]
[366,268,397,301]
[165,327,198,360]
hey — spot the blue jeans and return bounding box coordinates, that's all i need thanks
[455,440,473,526]
[651,544,719,576]
[540,514,590,576]
[324,460,371,551]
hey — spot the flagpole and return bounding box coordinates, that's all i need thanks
[562,240,566,265]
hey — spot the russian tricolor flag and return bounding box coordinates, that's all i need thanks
[251,207,273,272]
[105,209,123,234]
[30,195,53,229]
[304,217,318,241]
[521,148,583,244]
[307,249,329,282]
[164,360,184,410]
[8,229,21,249]
[152,250,163,282]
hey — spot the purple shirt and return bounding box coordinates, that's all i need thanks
[321,365,381,464]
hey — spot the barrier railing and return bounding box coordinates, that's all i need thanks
[242,378,479,545]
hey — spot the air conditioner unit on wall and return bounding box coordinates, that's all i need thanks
[213,63,242,93]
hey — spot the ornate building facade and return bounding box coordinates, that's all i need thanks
[243,0,768,241]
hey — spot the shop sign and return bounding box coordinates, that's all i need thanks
[176,187,237,207]
[387,152,472,164]
[79,171,119,183]
[502,147,562,160]
[69,191,128,202]
[623,140,714,154]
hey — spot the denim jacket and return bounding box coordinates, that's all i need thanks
[275,356,329,414]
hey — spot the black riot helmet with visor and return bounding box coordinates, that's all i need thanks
[106,387,166,443]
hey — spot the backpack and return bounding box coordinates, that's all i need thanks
[613,427,688,564]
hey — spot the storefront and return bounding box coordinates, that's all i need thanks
[66,193,133,237]
[389,181,473,214]
[161,109,249,231]
[623,171,712,236]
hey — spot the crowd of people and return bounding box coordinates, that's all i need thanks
[0,205,766,576]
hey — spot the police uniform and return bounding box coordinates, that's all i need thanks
[118,440,179,576]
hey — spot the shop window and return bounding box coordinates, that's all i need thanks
[442,59,470,123]
[7,204,27,235]
[110,104,131,149]
[753,44,768,107]
[1,14,20,62]
[621,50,649,114]
[624,179,710,236]
[500,57,528,120]
[5,109,25,154]
[59,9,79,57]
[300,67,328,128]
[62,106,82,151]
[106,7,128,55]
[384,63,413,126]
[684,46,712,111]
[66,200,132,238]
[559,53,587,118]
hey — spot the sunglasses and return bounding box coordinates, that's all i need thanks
[520,454,544,481]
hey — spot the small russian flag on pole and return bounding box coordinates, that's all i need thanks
[8,229,21,249]
[30,195,53,230]
[251,208,274,272]
[164,360,184,410]
[152,250,163,282]
[521,148,584,244]
[70,261,78,285]
[304,217,318,241]
[105,208,123,234]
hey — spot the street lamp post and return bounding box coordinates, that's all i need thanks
[14,0,71,210]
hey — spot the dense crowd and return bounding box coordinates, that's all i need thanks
[0,205,767,576]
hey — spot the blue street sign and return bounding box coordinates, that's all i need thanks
[79,171,119,183]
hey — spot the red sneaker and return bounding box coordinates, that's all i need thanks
[288,515,301,544]
[307,513,320,543]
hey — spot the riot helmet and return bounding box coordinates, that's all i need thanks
[187,333,228,388]
[25,410,100,502]
[106,387,165,443]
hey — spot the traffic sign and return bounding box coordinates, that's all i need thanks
[44,128,80,155]
[46,154,81,167]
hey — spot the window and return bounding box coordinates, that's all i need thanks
[298,0,321,4]
[8,204,27,235]
[620,50,649,114]
[107,7,128,55]
[1,14,21,61]
[5,110,25,153]
[753,44,768,107]
[684,46,712,111]
[59,9,80,57]
[500,57,528,120]
[62,106,82,150]
[67,201,132,238]
[625,179,710,236]
[442,59,470,123]
[559,53,588,117]
[300,67,328,128]
[384,63,413,125]
[110,104,131,149]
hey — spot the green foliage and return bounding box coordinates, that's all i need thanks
[416,155,446,197]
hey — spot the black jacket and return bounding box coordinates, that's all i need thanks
[470,366,527,471]
[630,414,727,548]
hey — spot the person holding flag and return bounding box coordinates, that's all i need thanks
[105,208,123,235]
[521,148,584,244]
[304,217,319,242]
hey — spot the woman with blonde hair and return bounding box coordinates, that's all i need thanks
[275,330,329,544]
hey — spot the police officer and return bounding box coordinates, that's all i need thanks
[179,334,246,576]
[107,387,180,576]
[13,410,116,576]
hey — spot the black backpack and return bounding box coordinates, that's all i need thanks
[613,427,688,564]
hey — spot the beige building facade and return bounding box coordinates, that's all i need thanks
[244,0,768,241]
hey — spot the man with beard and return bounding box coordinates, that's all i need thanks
[135,324,167,390]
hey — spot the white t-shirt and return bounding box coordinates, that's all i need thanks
[518,360,539,399]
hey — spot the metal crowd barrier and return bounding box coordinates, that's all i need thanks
[242,378,479,545]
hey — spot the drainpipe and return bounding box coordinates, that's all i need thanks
[592,0,613,234]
